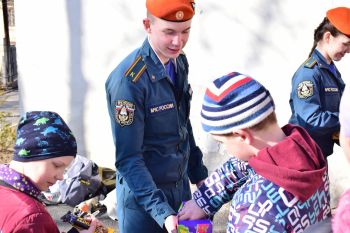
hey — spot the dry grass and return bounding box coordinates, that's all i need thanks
[0,149,13,164]
[0,88,17,164]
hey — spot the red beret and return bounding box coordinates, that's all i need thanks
[326,7,350,36]
[146,0,195,22]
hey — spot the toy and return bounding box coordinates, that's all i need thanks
[61,208,114,233]
[178,202,212,233]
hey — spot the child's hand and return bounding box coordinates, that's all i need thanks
[177,200,207,220]
[164,215,178,233]
[78,215,101,233]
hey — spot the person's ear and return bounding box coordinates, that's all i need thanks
[323,31,331,43]
[143,18,151,33]
[235,129,253,145]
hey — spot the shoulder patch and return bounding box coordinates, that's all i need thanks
[115,100,135,126]
[124,55,146,83]
[303,57,317,69]
[297,80,314,99]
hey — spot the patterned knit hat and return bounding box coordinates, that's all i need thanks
[13,111,77,162]
[201,72,275,134]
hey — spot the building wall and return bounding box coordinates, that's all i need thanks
[14,0,350,168]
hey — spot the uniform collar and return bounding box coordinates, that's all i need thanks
[140,38,181,83]
[312,49,341,79]
[313,49,335,70]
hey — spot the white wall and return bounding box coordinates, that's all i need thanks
[14,0,350,168]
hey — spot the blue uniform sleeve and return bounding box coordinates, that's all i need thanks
[187,121,208,184]
[193,158,250,216]
[290,69,340,135]
[105,70,175,227]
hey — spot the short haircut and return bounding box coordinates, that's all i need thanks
[248,111,277,131]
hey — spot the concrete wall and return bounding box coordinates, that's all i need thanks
[14,0,350,169]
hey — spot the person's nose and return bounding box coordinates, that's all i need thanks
[55,172,64,181]
[172,34,181,46]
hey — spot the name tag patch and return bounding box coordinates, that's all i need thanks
[324,87,338,92]
[149,102,175,115]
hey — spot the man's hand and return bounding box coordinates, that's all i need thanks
[177,200,207,220]
[164,215,178,233]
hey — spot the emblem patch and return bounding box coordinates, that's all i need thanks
[115,100,135,126]
[297,81,314,99]
[176,11,184,20]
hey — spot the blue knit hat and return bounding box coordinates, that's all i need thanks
[201,72,275,134]
[13,111,77,162]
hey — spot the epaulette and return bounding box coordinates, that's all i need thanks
[303,57,317,69]
[124,55,146,83]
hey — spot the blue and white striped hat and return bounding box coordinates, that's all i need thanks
[201,72,275,134]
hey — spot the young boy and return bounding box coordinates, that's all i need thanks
[0,111,98,233]
[178,72,331,232]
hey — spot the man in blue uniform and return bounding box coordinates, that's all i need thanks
[289,7,350,158]
[105,0,208,232]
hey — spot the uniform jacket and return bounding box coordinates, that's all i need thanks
[193,124,331,233]
[289,49,345,157]
[105,38,208,227]
[0,165,59,233]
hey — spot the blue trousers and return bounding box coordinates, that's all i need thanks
[116,174,191,233]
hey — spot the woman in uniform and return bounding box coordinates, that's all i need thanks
[289,7,350,158]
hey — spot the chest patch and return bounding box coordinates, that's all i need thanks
[297,81,314,99]
[115,100,135,126]
[324,87,339,93]
[149,102,175,115]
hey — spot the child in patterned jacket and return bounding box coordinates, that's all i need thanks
[178,72,331,232]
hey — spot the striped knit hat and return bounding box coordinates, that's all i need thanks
[201,72,275,134]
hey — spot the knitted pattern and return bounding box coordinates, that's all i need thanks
[201,72,275,134]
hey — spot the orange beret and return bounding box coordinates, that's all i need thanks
[146,0,195,22]
[326,7,350,36]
